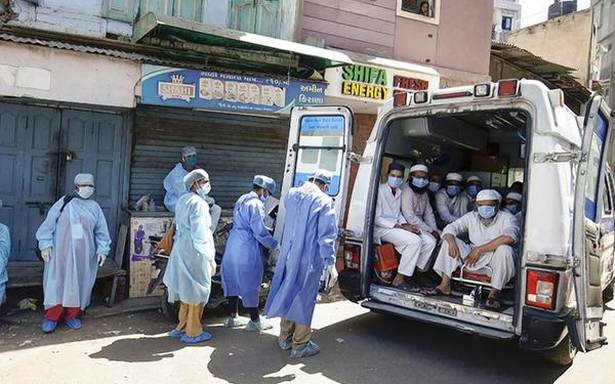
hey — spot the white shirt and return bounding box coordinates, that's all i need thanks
[435,189,470,224]
[442,210,520,246]
[375,183,407,229]
[401,184,437,232]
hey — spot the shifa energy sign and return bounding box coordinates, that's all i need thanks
[341,65,390,100]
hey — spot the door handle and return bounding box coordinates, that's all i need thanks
[64,151,74,162]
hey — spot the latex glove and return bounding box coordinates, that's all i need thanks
[41,248,52,263]
[209,260,217,277]
[327,263,339,289]
[97,254,106,267]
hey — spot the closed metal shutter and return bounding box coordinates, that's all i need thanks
[130,106,289,210]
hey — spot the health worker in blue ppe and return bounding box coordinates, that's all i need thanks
[36,173,111,333]
[164,169,217,344]
[430,189,519,310]
[435,172,470,228]
[222,175,279,332]
[264,169,338,359]
[0,200,10,309]
[163,145,221,232]
[465,175,483,210]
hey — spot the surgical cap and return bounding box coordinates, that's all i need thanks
[476,189,502,202]
[183,169,209,190]
[253,175,276,194]
[310,169,333,185]
[466,176,482,184]
[388,162,406,173]
[506,192,522,202]
[446,172,463,182]
[181,146,197,157]
[409,164,429,174]
[74,173,94,186]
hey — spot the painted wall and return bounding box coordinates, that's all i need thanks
[301,0,493,85]
[507,9,593,87]
[0,42,140,108]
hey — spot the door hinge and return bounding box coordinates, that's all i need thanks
[347,152,372,164]
[533,151,586,163]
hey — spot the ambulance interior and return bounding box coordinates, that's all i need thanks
[373,108,530,315]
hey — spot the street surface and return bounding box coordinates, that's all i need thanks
[1,299,614,384]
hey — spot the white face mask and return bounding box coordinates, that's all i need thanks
[77,186,95,199]
[196,183,211,198]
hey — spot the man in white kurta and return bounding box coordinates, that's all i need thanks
[431,189,519,309]
[374,163,432,292]
[435,172,470,228]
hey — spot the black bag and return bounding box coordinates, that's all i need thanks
[34,195,75,262]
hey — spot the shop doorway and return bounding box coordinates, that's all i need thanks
[0,102,125,261]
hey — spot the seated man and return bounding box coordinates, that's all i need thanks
[163,146,221,232]
[435,173,470,228]
[375,163,434,292]
[503,192,523,222]
[401,163,439,241]
[429,190,519,310]
[464,175,482,210]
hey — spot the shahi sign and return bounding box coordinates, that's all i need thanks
[141,65,327,114]
[325,63,437,103]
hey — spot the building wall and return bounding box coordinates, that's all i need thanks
[507,9,593,87]
[593,0,615,106]
[492,0,521,42]
[301,0,493,86]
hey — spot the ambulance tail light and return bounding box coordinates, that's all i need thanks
[526,269,559,310]
[414,91,429,104]
[474,83,491,97]
[497,79,519,97]
[393,91,408,107]
[343,243,361,270]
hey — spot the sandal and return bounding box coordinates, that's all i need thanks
[393,282,421,293]
[422,287,450,296]
[485,298,502,310]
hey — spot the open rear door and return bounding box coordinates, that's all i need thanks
[274,106,354,240]
[571,95,612,351]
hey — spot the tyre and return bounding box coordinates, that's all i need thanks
[542,335,577,366]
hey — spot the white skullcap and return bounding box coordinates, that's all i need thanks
[74,173,94,186]
[466,176,482,183]
[446,172,463,182]
[506,192,522,202]
[476,189,502,202]
[181,146,197,157]
[410,164,429,174]
[184,169,209,190]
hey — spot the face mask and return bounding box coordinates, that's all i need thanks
[260,193,269,203]
[77,186,94,199]
[411,177,429,189]
[185,156,198,167]
[477,205,497,219]
[504,204,519,215]
[196,183,211,199]
[428,182,440,192]
[446,185,461,197]
[466,185,481,198]
[387,176,403,189]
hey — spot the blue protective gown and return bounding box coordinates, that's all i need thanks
[163,163,188,213]
[264,182,338,326]
[164,192,216,305]
[221,191,278,307]
[0,223,10,305]
[36,197,111,310]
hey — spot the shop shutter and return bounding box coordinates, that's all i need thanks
[130,107,290,210]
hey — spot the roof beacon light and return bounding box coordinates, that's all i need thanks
[474,83,491,97]
[497,79,519,97]
[414,91,428,104]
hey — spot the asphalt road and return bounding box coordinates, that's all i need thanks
[1,299,614,384]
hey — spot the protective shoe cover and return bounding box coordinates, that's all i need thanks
[168,329,185,338]
[289,341,320,359]
[180,331,212,344]
[65,317,82,330]
[278,336,292,351]
[245,319,273,332]
[223,316,249,328]
[41,320,58,333]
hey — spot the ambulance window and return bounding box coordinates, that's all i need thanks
[584,112,608,221]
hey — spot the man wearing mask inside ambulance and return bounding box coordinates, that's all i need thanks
[163,146,221,232]
[401,163,440,242]
[503,192,523,223]
[374,163,434,292]
[428,190,519,310]
[435,173,470,228]
[464,175,483,210]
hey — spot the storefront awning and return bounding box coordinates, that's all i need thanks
[133,12,354,72]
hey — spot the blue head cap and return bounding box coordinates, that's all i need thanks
[310,169,333,185]
[253,175,276,195]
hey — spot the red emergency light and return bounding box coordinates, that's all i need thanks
[497,79,519,97]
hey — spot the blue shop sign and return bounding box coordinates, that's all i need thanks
[141,65,326,114]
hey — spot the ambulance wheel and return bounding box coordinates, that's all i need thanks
[160,291,179,323]
[543,335,577,366]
